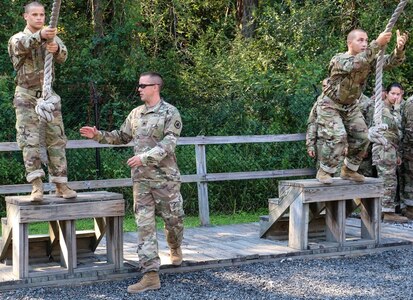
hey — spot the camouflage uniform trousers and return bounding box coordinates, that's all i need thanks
[400,148,413,209]
[313,140,344,176]
[14,91,68,183]
[359,144,377,178]
[317,96,369,174]
[133,180,184,273]
[374,144,398,212]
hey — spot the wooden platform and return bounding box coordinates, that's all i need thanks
[0,219,411,290]
[1,192,124,280]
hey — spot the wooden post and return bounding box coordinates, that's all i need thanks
[106,216,123,270]
[195,142,210,226]
[58,220,76,273]
[12,221,28,279]
[325,200,346,245]
[288,193,309,250]
[360,197,381,244]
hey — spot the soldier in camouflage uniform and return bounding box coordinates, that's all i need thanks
[316,29,408,184]
[357,92,379,178]
[372,83,408,222]
[80,72,184,293]
[8,1,76,201]
[306,79,327,166]
[400,95,413,219]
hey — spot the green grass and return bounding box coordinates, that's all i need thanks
[3,209,267,235]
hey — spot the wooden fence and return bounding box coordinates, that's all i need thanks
[0,134,315,226]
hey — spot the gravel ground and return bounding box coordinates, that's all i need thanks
[1,247,412,300]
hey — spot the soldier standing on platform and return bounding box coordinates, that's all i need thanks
[316,28,408,184]
[80,72,184,294]
[8,1,76,201]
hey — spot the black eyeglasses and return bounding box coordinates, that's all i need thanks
[137,83,159,89]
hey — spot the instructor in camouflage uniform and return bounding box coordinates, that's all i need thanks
[316,28,408,184]
[80,72,184,294]
[8,1,76,201]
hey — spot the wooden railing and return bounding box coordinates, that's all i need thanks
[0,134,315,226]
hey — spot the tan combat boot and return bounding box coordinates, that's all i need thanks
[30,178,43,202]
[340,165,365,182]
[316,169,333,184]
[170,246,183,265]
[127,271,161,294]
[55,183,77,199]
[382,212,409,223]
[403,206,413,220]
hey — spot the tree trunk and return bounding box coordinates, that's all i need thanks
[92,0,104,38]
[237,0,259,38]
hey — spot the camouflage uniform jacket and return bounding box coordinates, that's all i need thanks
[401,96,413,155]
[8,27,67,90]
[95,99,182,182]
[382,102,402,151]
[324,41,405,105]
[358,93,374,127]
[306,101,318,154]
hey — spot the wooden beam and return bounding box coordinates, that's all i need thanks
[91,218,106,252]
[58,220,76,273]
[0,134,307,152]
[47,221,59,256]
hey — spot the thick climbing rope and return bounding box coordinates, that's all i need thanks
[36,0,62,164]
[368,0,408,163]
[35,0,62,122]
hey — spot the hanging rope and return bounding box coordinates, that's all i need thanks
[368,0,408,162]
[36,0,62,164]
[35,0,62,122]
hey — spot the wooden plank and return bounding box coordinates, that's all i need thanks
[325,201,346,245]
[5,195,125,223]
[17,200,124,223]
[196,144,210,226]
[288,193,309,250]
[360,197,381,244]
[5,191,123,205]
[58,220,76,273]
[0,169,316,195]
[0,134,307,152]
[177,134,306,145]
[206,169,316,182]
[280,177,383,188]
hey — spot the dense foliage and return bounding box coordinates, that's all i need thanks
[1,0,412,216]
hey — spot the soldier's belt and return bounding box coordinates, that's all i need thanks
[16,86,42,98]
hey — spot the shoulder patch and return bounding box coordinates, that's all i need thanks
[174,120,182,129]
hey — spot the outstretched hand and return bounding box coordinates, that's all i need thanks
[376,31,392,47]
[396,29,408,50]
[80,126,98,139]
